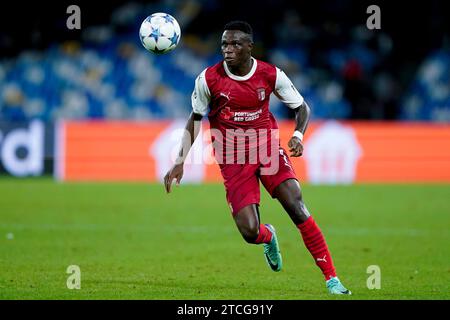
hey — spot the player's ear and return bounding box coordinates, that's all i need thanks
[247,40,253,51]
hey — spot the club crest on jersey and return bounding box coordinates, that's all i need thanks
[257,88,266,101]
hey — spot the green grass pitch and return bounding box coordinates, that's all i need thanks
[0,178,449,299]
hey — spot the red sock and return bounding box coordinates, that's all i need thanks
[297,216,336,280]
[254,224,273,244]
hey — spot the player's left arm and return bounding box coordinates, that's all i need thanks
[288,100,310,157]
[274,68,310,157]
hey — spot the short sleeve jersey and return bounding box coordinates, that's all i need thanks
[191,57,304,155]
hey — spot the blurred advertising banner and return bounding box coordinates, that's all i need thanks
[0,120,53,177]
[54,120,450,184]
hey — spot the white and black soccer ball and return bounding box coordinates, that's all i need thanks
[139,13,181,54]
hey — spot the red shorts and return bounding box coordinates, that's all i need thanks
[219,147,297,216]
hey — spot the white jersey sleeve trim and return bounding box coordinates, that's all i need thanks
[191,68,211,116]
[274,67,304,109]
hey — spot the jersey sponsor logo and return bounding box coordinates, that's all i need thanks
[220,108,263,122]
[233,109,262,122]
[257,88,265,101]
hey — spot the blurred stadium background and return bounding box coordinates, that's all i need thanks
[1,0,449,123]
[0,0,449,181]
[0,0,449,299]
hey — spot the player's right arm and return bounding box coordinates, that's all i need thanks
[164,69,210,193]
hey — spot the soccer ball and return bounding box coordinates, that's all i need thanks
[139,13,181,54]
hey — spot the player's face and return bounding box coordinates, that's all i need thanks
[221,30,253,68]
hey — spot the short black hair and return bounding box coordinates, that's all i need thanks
[223,21,253,41]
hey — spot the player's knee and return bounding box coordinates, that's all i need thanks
[240,225,259,243]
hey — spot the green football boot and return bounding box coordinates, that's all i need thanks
[326,277,352,295]
[263,224,282,272]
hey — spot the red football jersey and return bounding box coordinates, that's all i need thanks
[191,57,304,164]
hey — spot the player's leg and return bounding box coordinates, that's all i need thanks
[260,148,350,293]
[272,179,351,294]
[232,204,282,272]
[271,178,310,224]
[271,178,309,224]
[233,204,263,243]
[220,163,282,271]
[273,178,339,279]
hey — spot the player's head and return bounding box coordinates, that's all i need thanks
[221,21,253,67]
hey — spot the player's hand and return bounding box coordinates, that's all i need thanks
[163,163,184,193]
[288,136,304,157]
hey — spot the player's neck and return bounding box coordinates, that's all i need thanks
[228,58,253,77]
